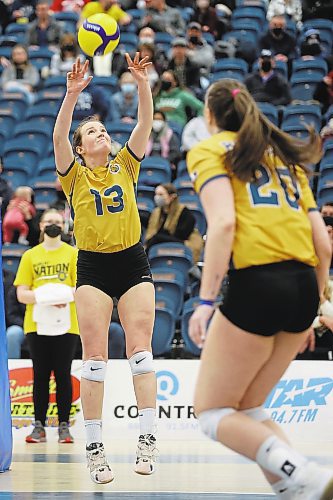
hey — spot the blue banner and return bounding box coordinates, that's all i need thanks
[0,220,12,471]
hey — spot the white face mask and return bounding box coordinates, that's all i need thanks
[140,36,154,45]
[152,119,164,133]
[154,194,166,207]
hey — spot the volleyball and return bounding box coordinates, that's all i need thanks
[78,13,120,57]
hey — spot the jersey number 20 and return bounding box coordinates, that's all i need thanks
[248,165,300,210]
[90,185,124,215]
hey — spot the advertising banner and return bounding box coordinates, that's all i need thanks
[8,360,333,444]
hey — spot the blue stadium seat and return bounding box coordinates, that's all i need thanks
[43,75,67,91]
[33,171,57,184]
[136,184,155,201]
[1,170,28,189]
[14,120,53,138]
[152,304,176,357]
[33,185,57,210]
[148,242,193,277]
[38,156,56,175]
[282,104,322,131]
[202,31,215,46]
[212,57,249,77]
[209,71,245,83]
[54,11,79,34]
[137,196,155,223]
[290,75,320,101]
[118,32,138,51]
[317,185,333,206]
[0,93,28,119]
[224,30,258,47]
[139,157,172,186]
[0,47,12,58]
[174,176,196,197]
[281,124,310,139]
[93,75,119,94]
[232,6,266,27]
[257,102,279,126]
[34,89,64,106]
[13,130,50,151]
[106,120,134,145]
[292,58,328,79]
[154,32,173,46]
[177,160,188,178]
[231,19,261,39]
[179,195,207,236]
[168,121,183,143]
[0,35,19,47]
[5,23,28,36]
[4,140,41,173]
[28,47,54,70]
[24,114,55,131]
[303,19,333,45]
[2,254,23,273]
[152,267,186,317]
[25,101,60,120]
[126,9,144,22]
[181,297,202,357]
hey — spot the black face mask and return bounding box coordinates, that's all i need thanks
[161,80,172,91]
[272,27,283,37]
[44,224,62,238]
[189,35,200,44]
[305,42,321,56]
[261,60,272,72]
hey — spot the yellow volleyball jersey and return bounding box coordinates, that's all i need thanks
[187,131,318,269]
[14,243,79,334]
[57,145,142,253]
[81,2,128,22]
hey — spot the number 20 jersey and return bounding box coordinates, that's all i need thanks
[57,145,141,253]
[187,131,318,269]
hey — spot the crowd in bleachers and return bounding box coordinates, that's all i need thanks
[1,0,333,360]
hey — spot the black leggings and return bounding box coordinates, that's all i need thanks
[27,333,78,426]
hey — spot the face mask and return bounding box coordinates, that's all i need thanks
[272,27,283,37]
[44,224,62,238]
[121,83,136,94]
[261,60,272,72]
[154,195,166,207]
[152,119,164,133]
[189,35,200,44]
[161,80,172,91]
[140,36,154,45]
[306,42,321,56]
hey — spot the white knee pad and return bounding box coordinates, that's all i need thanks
[129,351,154,376]
[81,359,107,382]
[241,406,269,422]
[198,407,236,441]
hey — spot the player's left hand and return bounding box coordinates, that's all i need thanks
[189,304,215,348]
[125,52,151,83]
[298,328,316,353]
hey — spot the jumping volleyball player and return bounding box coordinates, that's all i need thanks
[53,56,157,483]
[187,79,333,499]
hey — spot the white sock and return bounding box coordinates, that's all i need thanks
[138,408,156,435]
[85,419,102,446]
[271,478,290,498]
[256,435,307,480]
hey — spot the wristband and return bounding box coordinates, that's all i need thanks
[199,298,215,307]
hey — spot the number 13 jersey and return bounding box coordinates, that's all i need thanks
[187,131,318,269]
[57,144,141,253]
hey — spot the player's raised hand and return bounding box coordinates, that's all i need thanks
[125,52,151,83]
[66,58,93,95]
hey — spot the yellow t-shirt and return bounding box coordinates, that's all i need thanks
[81,1,128,22]
[187,131,318,269]
[57,145,142,253]
[14,243,79,334]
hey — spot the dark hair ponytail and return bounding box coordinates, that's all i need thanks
[206,79,322,181]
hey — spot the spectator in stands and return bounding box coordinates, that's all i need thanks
[3,187,36,246]
[80,0,131,26]
[245,49,291,106]
[181,115,211,153]
[0,157,13,220]
[138,26,168,68]
[141,0,186,37]
[145,182,204,262]
[167,38,202,96]
[9,0,37,24]
[49,33,84,76]
[3,269,25,359]
[73,76,109,122]
[190,0,226,40]
[109,71,138,122]
[145,110,180,170]
[267,0,303,30]
[186,22,215,76]
[0,1,11,31]
[300,28,324,58]
[27,0,63,49]
[320,202,333,218]
[154,70,204,127]
[138,42,162,89]
[1,44,40,105]
[302,0,333,21]
[15,208,79,444]
[314,70,333,114]
[320,118,333,144]
[260,15,297,63]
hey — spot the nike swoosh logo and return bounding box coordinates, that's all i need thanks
[135,357,146,364]
[279,488,288,493]
[90,367,102,371]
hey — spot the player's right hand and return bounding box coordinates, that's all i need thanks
[66,58,93,95]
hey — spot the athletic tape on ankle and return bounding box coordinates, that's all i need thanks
[198,407,235,441]
[241,406,269,421]
[81,360,107,382]
[129,351,154,376]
